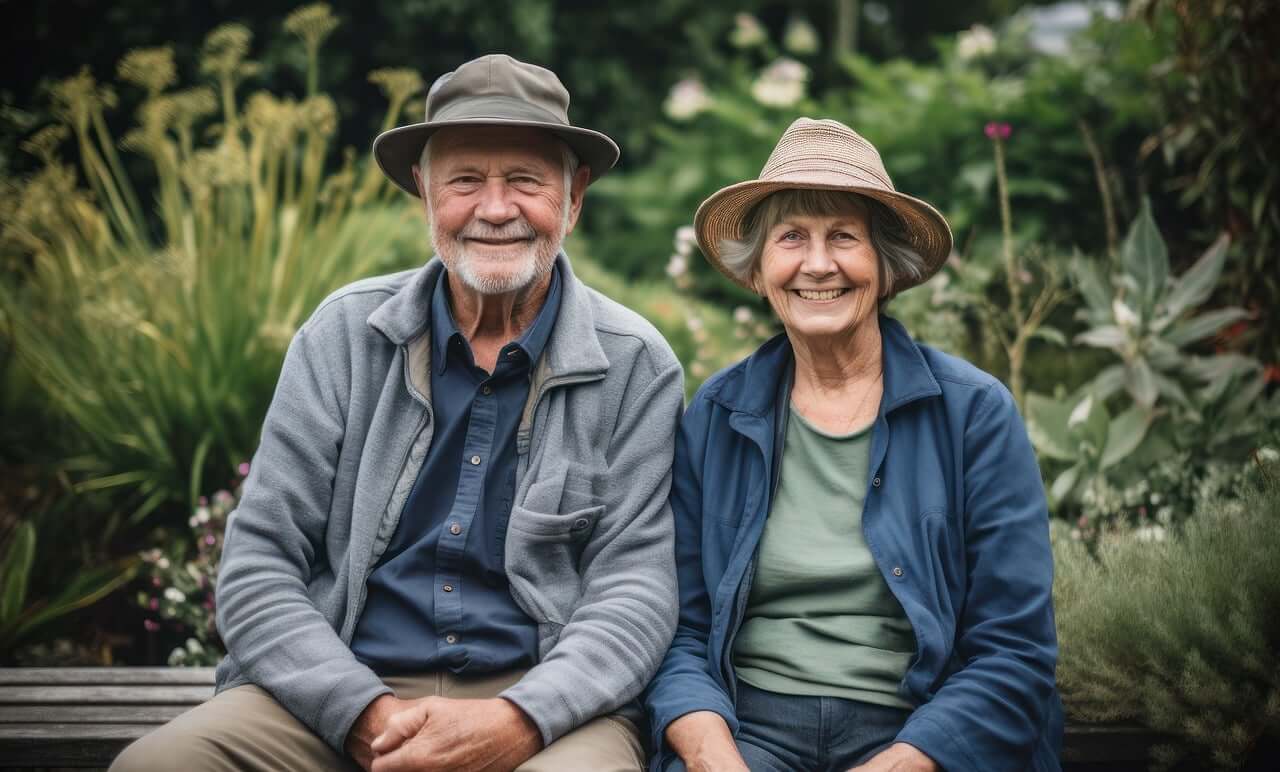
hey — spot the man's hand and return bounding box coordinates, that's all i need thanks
[346,694,417,771]
[369,696,543,772]
[665,710,750,772]
[847,742,939,772]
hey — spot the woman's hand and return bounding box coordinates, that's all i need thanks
[665,711,750,772]
[847,742,938,772]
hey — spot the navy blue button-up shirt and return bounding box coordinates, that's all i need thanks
[351,265,562,675]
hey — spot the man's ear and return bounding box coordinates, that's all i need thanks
[564,164,592,235]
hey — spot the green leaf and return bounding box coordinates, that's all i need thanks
[0,523,36,625]
[1071,255,1113,316]
[1091,365,1126,401]
[1076,325,1128,350]
[1125,357,1159,409]
[1101,407,1153,469]
[1026,393,1078,461]
[1161,233,1230,321]
[7,561,138,647]
[1032,326,1067,346]
[1050,465,1082,504]
[1120,198,1169,312]
[1165,307,1249,346]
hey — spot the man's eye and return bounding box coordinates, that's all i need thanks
[781,231,803,241]
[510,176,541,187]
[832,231,857,241]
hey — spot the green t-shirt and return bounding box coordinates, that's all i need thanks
[732,403,916,709]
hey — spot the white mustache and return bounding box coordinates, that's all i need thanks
[457,219,537,242]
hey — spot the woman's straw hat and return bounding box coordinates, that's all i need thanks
[694,118,952,292]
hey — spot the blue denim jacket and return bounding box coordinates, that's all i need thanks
[644,317,1062,772]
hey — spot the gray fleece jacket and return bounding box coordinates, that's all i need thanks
[213,253,683,753]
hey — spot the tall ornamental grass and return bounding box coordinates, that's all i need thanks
[1054,462,1280,769]
[0,4,425,532]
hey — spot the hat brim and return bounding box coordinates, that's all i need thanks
[694,179,954,295]
[372,118,621,197]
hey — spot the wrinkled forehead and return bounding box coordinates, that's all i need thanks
[427,125,563,172]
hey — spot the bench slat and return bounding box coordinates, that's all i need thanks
[0,724,152,767]
[0,705,192,724]
[0,685,213,705]
[0,668,215,685]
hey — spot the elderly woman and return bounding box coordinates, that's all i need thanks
[644,118,1061,772]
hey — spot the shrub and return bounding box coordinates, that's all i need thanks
[1054,462,1280,769]
[0,6,424,531]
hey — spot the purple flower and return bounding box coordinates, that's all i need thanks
[149,597,160,610]
[984,122,1012,140]
[143,619,160,633]
[205,534,217,546]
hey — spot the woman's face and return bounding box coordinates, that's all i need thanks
[754,204,880,341]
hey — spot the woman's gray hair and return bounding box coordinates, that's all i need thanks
[718,189,928,299]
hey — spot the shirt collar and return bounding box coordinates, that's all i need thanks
[430,263,563,375]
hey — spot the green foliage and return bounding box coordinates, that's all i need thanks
[1053,465,1280,768]
[1024,202,1274,519]
[1138,0,1280,362]
[0,520,136,656]
[0,9,424,529]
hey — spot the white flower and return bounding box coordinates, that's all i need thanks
[664,78,711,121]
[194,506,211,524]
[164,587,186,603]
[665,254,688,279]
[1258,446,1279,462]
[156,557,171,570]
[752,59,809,107]
[956,24,996,60]
[734,306,754,325]
[674,225,698,258]
[685,315,705,333]
[784,16,819,54]
[730,13,766,48]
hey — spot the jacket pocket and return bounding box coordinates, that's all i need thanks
[506,503,604,625]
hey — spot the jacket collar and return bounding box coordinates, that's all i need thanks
[709,314,941,418]
[367,251,610,381]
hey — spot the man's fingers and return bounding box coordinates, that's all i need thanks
[370,700,430,754]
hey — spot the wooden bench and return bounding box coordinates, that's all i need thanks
[0,668,214,770]
[0,667,1163,770]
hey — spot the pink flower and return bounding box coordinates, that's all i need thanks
[205,534,216,546]
[149,597,160,610]
[984,122,1012,140]
[198,496,208,506]
[151,576,163,587]
[143,619,160,633]
[237,462,250,477]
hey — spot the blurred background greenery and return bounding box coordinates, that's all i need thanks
[1,1,1278,767]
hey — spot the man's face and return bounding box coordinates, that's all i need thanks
[413,126,587,295]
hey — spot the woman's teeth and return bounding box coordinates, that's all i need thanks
[794,288,848,301]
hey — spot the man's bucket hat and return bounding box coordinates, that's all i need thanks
[695,117,953,293]
[373,54,620,197]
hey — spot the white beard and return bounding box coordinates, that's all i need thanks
[430,211,566,296]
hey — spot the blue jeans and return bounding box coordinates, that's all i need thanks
[663,681,912,772]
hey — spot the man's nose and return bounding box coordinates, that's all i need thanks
[474,177,519,223]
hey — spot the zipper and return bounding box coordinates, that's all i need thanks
[339,405,432,642]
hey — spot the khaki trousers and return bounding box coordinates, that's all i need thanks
[109,670,644,771]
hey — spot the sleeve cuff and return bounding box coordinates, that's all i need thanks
[314,667,394,754]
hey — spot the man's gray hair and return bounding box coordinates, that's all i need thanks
[718,189,928,299]
[418,135,579,195]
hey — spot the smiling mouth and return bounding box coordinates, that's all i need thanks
[467,238,530,246]
[793,288,849,301]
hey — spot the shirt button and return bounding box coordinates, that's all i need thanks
[445,634,457,644]
[872,477,882,488]
[469,455,481,465]
[893,566,904,577]
[481,385,492,395]
[449,523,461,535]
[442,584,454,593]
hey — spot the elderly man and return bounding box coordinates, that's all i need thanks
[111,54,683,772]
